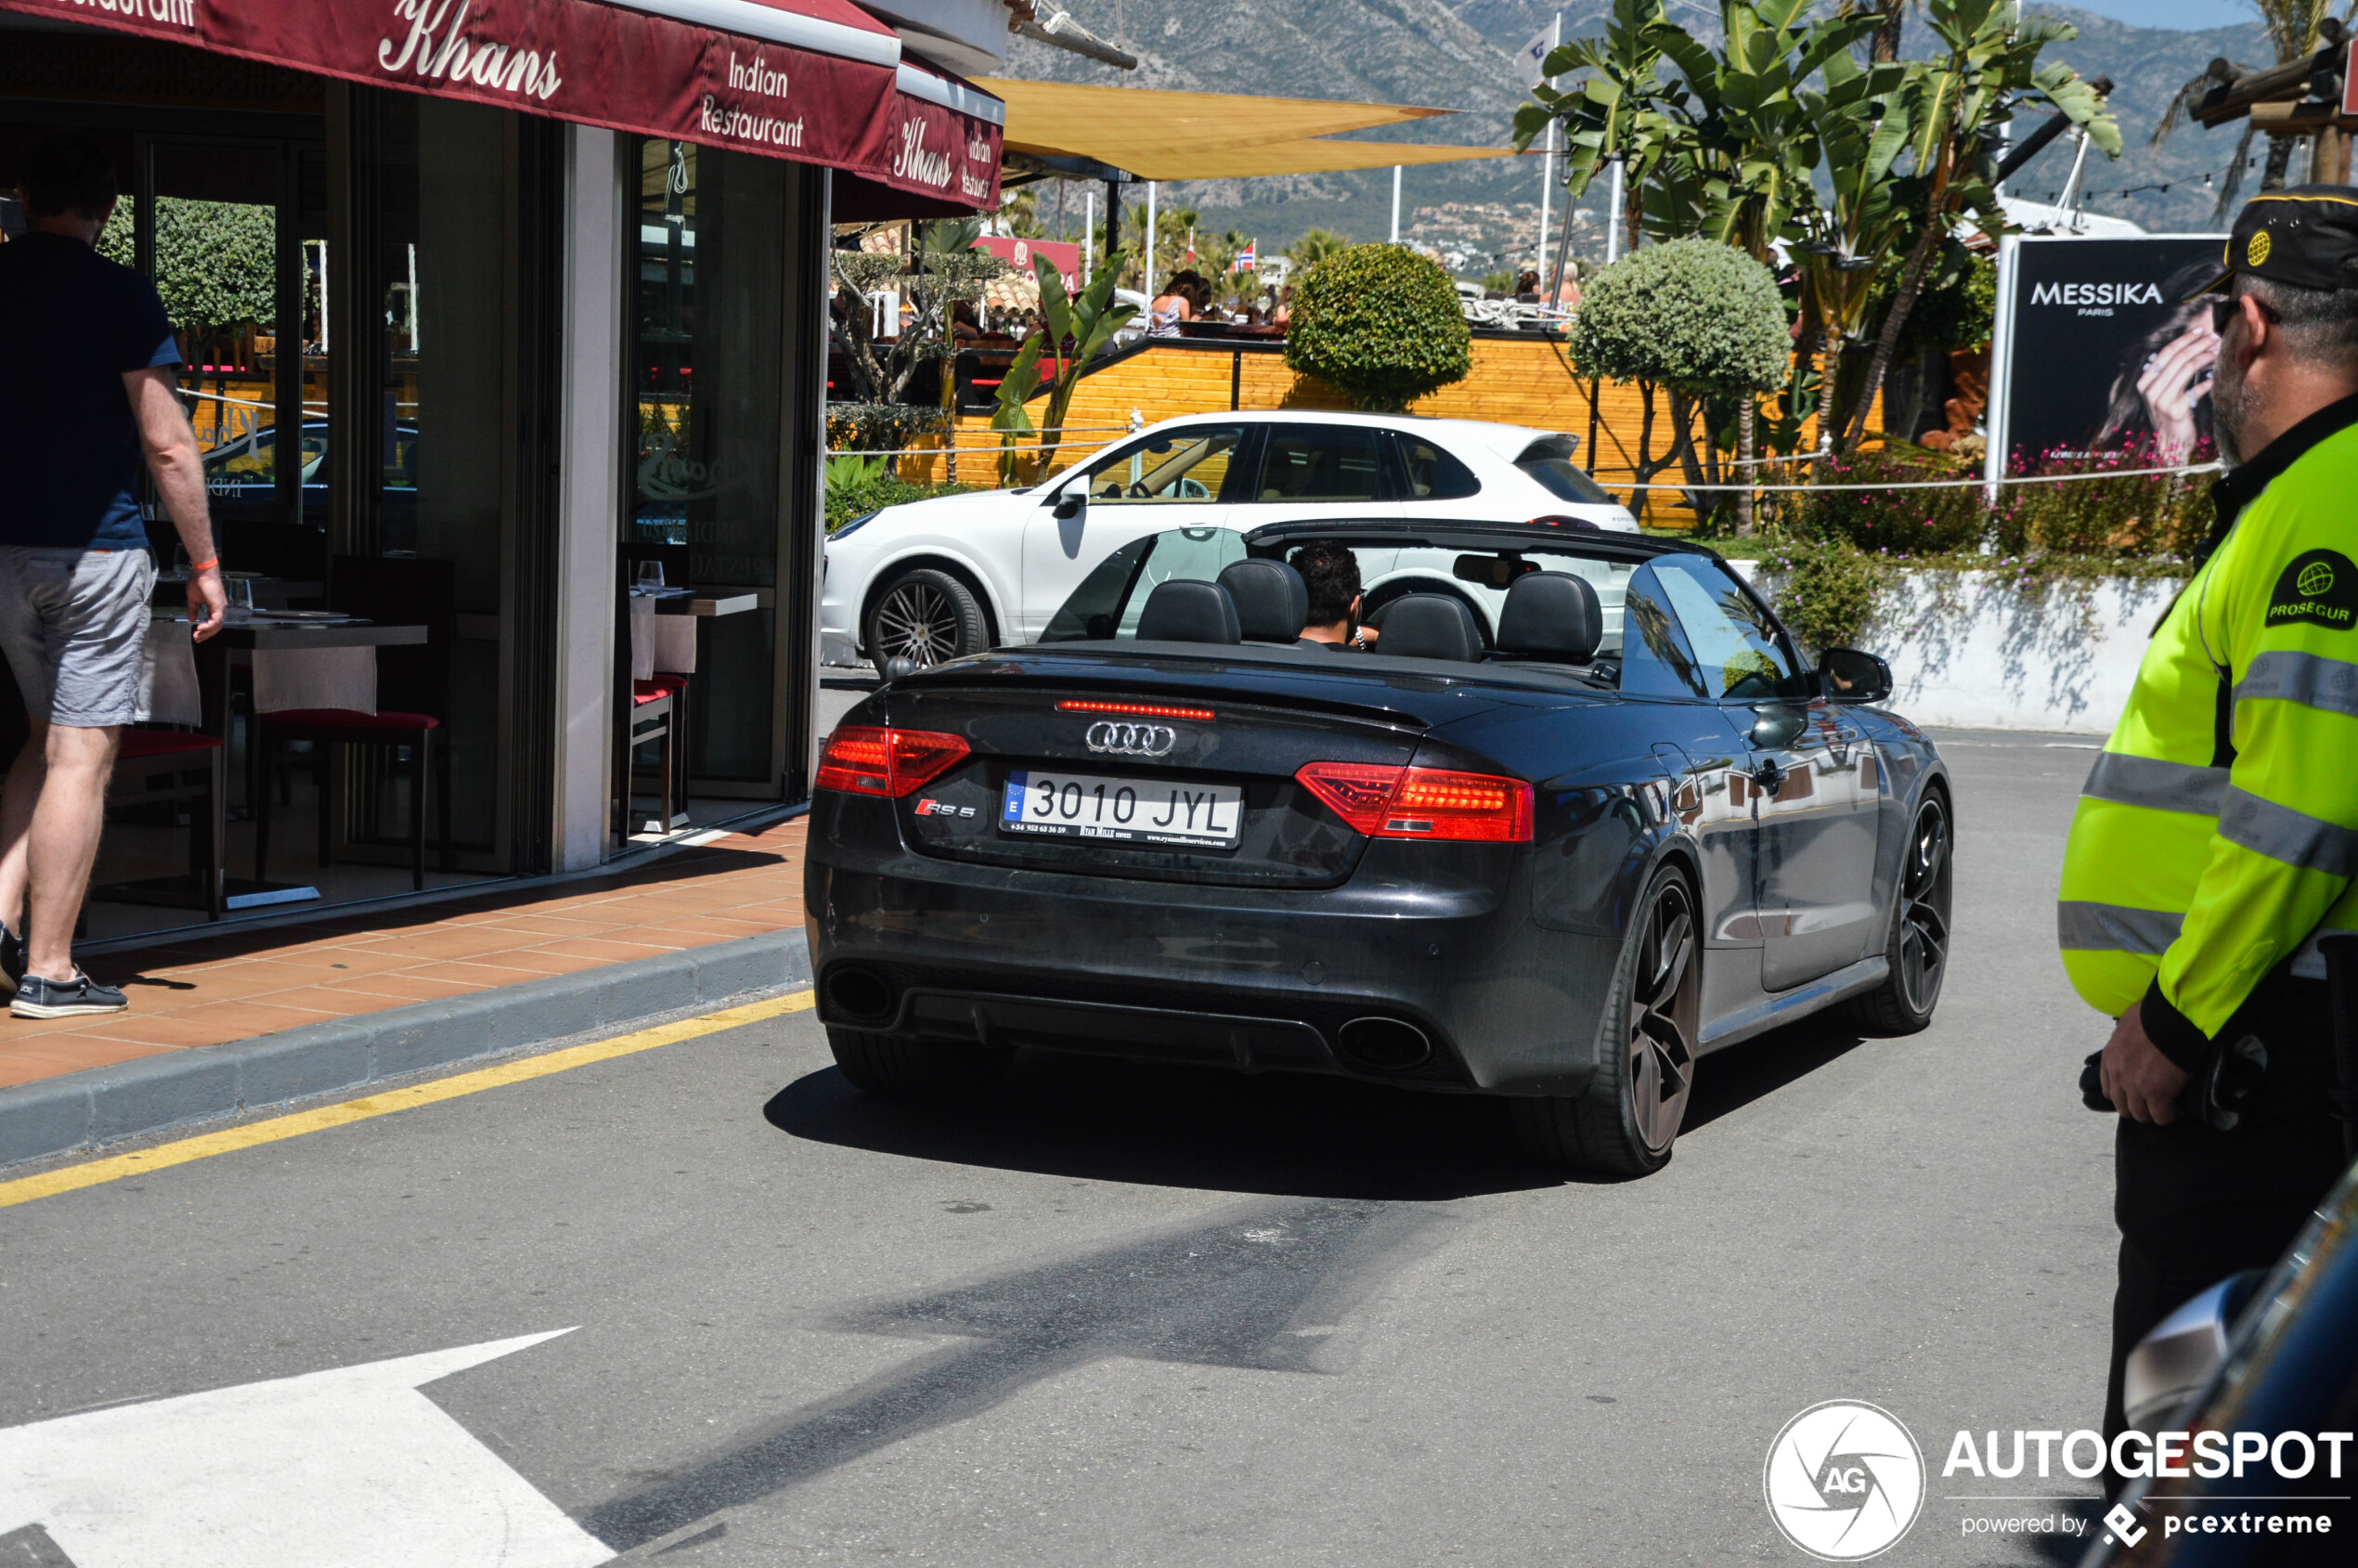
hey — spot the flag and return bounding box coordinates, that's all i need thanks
[1234,240,1256,273]
[1513,25,1555,90]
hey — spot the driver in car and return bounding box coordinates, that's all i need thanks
[1290,542,1378,650]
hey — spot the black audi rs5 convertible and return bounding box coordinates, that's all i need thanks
[803,520,1951,1175]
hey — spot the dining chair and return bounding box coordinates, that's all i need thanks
[617,545,692,836]
[253,556,455,891]
[101,628,227,921]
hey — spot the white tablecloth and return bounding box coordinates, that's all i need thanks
[628,595,697,681]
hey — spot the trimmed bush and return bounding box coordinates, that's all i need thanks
[1284,243,1471,411]
[1568,238,1789,398]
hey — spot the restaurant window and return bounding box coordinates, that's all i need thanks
[355,94,506,857]
[628,139,786,789]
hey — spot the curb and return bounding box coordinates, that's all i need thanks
[0,929,812,1171]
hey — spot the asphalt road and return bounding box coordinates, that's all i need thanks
[0,731,2131,1567]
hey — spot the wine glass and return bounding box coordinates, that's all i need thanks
[225,577,254,625]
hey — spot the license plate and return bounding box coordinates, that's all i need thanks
[999,769,1243,849]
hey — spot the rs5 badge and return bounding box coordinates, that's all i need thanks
[913,798,974,818]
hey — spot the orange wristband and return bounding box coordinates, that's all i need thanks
[189,558,219,573]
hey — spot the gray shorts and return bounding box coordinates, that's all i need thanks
[0,546,160,729]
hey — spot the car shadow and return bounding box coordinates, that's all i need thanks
[767,1012,1876,1199]
[1684,1017,1872,1134]
[764,1050,1559,1201]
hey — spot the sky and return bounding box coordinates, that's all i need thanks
[2057,0,2256,29]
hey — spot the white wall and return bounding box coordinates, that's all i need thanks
[1735,563,2173,735]
[552,125,626,871]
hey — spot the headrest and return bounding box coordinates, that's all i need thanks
[1135,579,1241,644]
[1216,559,1310,643]
[1495,571,1602,663]
[1372,594,1483,662]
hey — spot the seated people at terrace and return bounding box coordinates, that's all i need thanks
[1289,542,1377,651]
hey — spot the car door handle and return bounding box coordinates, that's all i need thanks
[1751,758,1785,793]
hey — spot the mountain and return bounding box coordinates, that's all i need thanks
[999,3,2276,273]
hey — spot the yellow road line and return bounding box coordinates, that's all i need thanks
[0,989,815,1212]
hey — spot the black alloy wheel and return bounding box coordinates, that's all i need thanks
[1512,864,1703,1176]
[866,568,987,668]
[1845,792,1952,1035]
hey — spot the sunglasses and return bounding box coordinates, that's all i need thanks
[2209,294,2283,333]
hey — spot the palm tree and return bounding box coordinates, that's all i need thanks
[2155,0,2341,209]
[1286,228,1350,269]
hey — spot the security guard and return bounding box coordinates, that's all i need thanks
[2055,187,2358,1457]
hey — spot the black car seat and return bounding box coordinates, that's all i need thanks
[1216,559,1313,646]
[1491,571,1602,665]
[1134,579,1242,644]
[1371,593,1483,662]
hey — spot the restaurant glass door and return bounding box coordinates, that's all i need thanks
[628,138,792,805]
[332,90,512,871]
[120,135,330,572]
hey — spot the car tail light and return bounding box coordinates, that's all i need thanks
[815,726,971,798]
[1056,699,1217,721]
[1294,762,1534,843]
[1525,514,1601,530]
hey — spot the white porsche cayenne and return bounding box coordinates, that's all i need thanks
[820,409,1639,667]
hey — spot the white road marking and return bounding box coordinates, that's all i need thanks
[0,1331,611,1568]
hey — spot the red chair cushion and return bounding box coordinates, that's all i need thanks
[649,672,691,693]
[632,681,672,707]
[263,709,441,732]
[119,728,224,758]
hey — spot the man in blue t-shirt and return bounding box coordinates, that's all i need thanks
[0,131,227,1018]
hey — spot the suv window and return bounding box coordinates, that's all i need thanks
[1039,528,1250,641]
[1250,424,1385,503]
[1649,556,1797,700]
[1388,432,1481,499]
[1515,437,1613,505]
[1077,424,1248,504]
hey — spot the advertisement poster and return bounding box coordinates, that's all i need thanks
[1985,233,2227,479]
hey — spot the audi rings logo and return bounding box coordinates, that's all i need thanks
[1084,721,1177,757]
[1763,1401,1925,1561]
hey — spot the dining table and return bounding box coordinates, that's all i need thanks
[622,584,764,832]
[98,610,433,916]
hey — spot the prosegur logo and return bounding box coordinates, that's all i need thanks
[1765,1402,1926,1561]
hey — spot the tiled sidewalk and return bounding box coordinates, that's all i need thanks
[0,817,809,1094]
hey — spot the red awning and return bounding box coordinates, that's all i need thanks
[0,0,1000,206]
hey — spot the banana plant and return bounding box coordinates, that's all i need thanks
[1511,0,1678,259]
[1030,250,1138,475]
[989,332,1046,486]
[1836,0,2119,451]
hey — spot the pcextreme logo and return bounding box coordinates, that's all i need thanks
[1764,1401,1927,1561]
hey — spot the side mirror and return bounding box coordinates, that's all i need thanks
[2121,1270,2263,1433]
[1819,647,1893,706]
[1052,490,1085,521]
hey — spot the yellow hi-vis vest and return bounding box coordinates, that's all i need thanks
[2059,401,2358,1053]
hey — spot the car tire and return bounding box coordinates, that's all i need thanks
[1511,862,1701,1178]
[864,568,990,668]
[827,1026,1012,1098]
[1843,790,1952,1036]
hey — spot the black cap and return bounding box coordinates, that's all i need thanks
[2190,184,2358,299]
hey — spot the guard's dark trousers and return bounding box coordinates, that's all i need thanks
[2104,977,2346,1470]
